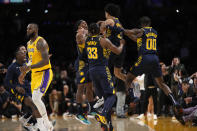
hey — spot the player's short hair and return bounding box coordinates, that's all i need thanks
[15,45,24,57]
[104,3,120,17]
[139,16,151,26]
[88,23,100,35]
[74,20,84,32]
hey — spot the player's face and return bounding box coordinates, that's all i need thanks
[173,58,180,65]
[0,85,5,92]
[182,83,189,93]
[79,21,88,30]
[17,46,27,62]
[100,22,106,34]
[27,24,36,38]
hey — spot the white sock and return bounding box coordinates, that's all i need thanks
[36,117,44,125]
[32,90,52,129]
[43,113,52,128]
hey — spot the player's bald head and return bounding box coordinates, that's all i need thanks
[28,23,39,31]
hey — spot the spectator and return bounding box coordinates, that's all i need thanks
[62,85,76,116]
[137,74,158,120]
[126,79,140,116]
[56,70,75,93]
[181,105,197,126]
[158,62,172,116]
[49,89,62,117]
[0,84,21,118]
[178,79,195,108]
[115,68,127,118]
[135,74,145,116]
[168,57,187,99]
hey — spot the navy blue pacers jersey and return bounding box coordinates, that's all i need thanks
[75,42,87,71]
[137,27,158,56]
[85,35,115,95]
[130,27,162,78]
[106,18,123,46]
[106,18,125,71]
[85,35,111,69]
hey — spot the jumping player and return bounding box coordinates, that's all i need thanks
[74,20,95,125]
[19,23,54,131]
[85,23,124,131]
[124,16,184,124]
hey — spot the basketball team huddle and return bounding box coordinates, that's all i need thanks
[73,3,184,131]
[5,3,185,131]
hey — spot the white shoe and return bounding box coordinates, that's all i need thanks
[19,115,32,126]
[93,97,104,109]
[147,112,152,117]
[136,114,145,119]
[153,114,157,120]
[24,123,37,131]
[63,112,72,117]
[11,115,17,119]
[44,121,54,131]
[35,123,47,131]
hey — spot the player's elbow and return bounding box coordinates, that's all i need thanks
[43,59,49,65]
[114,50,121,55]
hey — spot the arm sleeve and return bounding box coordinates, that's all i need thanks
[4,66,18,90]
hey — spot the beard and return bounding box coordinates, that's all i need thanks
[26,32,36,40]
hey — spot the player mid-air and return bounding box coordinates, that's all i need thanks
[123,16,184,124]
[74,20,95,125]
[19,23,54,131]
[84,23,125,131]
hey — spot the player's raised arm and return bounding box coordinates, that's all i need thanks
[124,28,144,42]
[100,37,125,55]
[76,28,87,44]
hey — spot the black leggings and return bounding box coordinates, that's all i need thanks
[143,88,157,114]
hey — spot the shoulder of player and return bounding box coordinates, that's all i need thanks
[36,37,48,49]
[7,62,16,72]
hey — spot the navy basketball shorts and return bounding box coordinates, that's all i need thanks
[89,66,115,95]
[129,54,162,78]
[76,65,91,84]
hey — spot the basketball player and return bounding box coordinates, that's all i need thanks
[104,3,126,80]
[123,16,184,124]
[19,23,54,131]
[74,20,95,125]
[94,3,126,110]
[85,23,124,131]
[5,45,46,130]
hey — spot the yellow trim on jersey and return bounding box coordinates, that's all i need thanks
[27,36,51,72]
[144,27,152,29]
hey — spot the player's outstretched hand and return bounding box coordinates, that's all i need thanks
[16,86,25,94]
[20,65,31,73]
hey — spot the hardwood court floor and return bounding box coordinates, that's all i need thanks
[0,115,197,131]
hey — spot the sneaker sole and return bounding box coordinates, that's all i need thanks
[75,116,91,125]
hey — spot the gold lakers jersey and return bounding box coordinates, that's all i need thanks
[27,36,51,72]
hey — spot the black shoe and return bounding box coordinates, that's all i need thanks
[117,115,127,118]
[173,104,185,125]
[100,123,109,131]
[108,123,114,131]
